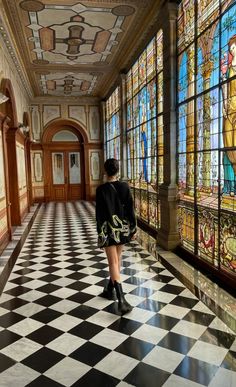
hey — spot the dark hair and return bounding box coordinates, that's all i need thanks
[104,158,119,177]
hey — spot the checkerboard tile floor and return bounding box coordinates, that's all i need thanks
[0,201,235,387]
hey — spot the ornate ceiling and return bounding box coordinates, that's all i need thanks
[2,0,162,98]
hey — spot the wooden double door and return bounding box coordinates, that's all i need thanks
[50,149,83,201]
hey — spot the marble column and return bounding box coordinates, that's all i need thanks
[157,1,180,250]
[120,73,128,181]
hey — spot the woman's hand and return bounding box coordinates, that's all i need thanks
[131,233,137,240]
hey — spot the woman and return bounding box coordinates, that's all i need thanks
[96,158,137,315]
[221,34,236,195]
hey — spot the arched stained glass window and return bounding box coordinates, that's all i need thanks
[126,29,163,229]
[104,86,121,161]
[177,0,236,278]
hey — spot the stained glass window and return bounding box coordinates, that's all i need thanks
[104,86,121,161]
[177,0,236,277]
[126,30,163,228]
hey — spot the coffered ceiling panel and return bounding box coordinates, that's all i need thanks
[2,0,161,98]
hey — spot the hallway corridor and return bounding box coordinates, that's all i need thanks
[0,202,235,387]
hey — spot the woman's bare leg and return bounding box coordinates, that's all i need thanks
[116,244,123,273]
[104,245,120,283]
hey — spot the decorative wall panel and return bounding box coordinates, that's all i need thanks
[89,106,100,141]
[43,105,60,125]
[69,105,87,127]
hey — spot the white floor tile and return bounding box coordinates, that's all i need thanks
[188,341,228,366]
[95,351,138,379]
[143,346,184,373]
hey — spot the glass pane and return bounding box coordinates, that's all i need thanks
[69,153,81,184]
[52,153,64,184]
[52,130,78,142]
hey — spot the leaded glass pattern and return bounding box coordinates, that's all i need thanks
[126,30,163,229]
[104,86,121,161]
[177,0,236,277]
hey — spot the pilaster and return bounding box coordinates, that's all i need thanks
[157,1,180,250]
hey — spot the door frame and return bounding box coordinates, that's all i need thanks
[42,119,89,201]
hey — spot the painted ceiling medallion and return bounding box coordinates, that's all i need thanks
[20,0,44,12]
[112,5,135,16]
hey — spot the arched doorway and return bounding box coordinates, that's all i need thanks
[0,78,20,232]
[42,119,88,201]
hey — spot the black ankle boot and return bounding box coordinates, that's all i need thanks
[100,278,117,300]
[114,281,132,315]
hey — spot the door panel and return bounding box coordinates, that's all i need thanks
[50,150,82,201]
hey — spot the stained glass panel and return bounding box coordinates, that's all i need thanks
[147,38,156,81]
[198,208,218,265]
[220,213,236,274]
[126,29,163,229]
[132,61,139,96]
[139,51,147,89]
[104,86,121,160]
[197,0,219,33]
[178,0,236,278]
[126,70,132,101]
[177,0,195,53]
[178,205,195,253]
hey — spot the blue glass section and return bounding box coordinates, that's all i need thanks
[178,51,188,103]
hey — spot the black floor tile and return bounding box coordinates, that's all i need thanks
[26,375,64,387]
[183,310,216,326]
[35,295,61,307]
[67,281,89,291]
[124,277,148,286]
[31,308,62,324]
[0,312,24,328]
[0,330,21,350]
[146,313,179,330]
[71,369,119,387]
[124,362,170,387]
[108,318,142,335]
[27,325,63,345]
[40,274,61,283]
[22,347,64,373]
[68,305,97,320]
[174,356,218,385]
[5,286,31,297]
[70,342,110,366]
[199,327,235,349]
[159,284,185,294]
[137,299,165,313]
[220,350,236,371]
[170,296,199,309]
[158,332,196,354]
[36,284,60,294]
[0,298,28,311]
[0,353,16,372]
[69,321,103,340]
[10,276,33,285]
[115,337,154,360]
[152,274,174,283]
[68,292,93,304]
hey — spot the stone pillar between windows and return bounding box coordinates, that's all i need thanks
[157,2,180,250]
[120,73,128,181]
[100,101,106,180]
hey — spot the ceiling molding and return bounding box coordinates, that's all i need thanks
[0,6,33,98]
[2,0,161,99]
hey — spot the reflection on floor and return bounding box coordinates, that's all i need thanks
[0,201,235,387]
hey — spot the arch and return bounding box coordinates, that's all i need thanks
[42,119,89,145]
[0,78,18,127]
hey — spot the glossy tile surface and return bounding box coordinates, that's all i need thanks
[0,201,235,386]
